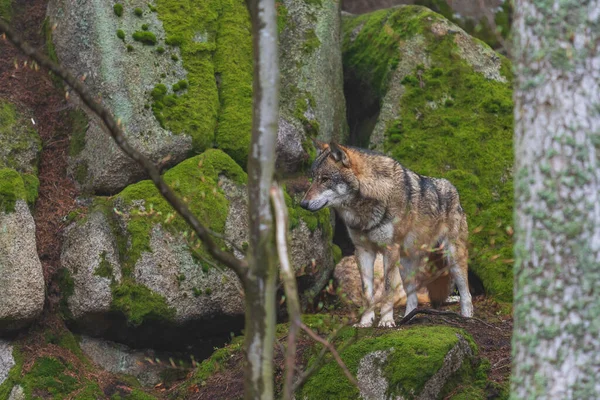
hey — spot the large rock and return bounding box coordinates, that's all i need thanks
[47,0,253,193]
[79,336,163,387]
[276,0,348,172]
[343,6,514,301]
[60,150,335,339]
[299,326,480,399]
[0,201,45,331]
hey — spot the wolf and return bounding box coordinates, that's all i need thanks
[300,141,473,327]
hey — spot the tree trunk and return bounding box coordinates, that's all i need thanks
[512,1,600,398]
[243,0,280,399]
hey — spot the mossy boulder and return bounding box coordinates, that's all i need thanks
[47,0,193,194]
[60,150,335,336]
[342,6,513,301]
[276,0,348,172]
[0,100,41,175]
[300,325,482,399]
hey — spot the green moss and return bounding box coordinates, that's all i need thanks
[147,4,157,12]
[156,46,165,54]
[275,1,288,34]
[68,109,89,157]
[300,326,477,399]
[141,23,149,31]
[111,281,176,326]
[170,53,178,62]
[114,3,124,17]
[172,80,188,92]
[21,173,39,205]
[94,251,114,279]
[343,7,514,301]
[0,97,42,174]
[22,357,79,398]
[117,29,126,40]
[132,31,157,45]
[134,7,143,17]
[74,162,88,185]
[127,44,134,52]
[153,0,253,167]
[0,0,12,22]
[0,168,27,212]
[302,29,321,54]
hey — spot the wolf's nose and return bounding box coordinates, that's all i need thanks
[300,200,309,209]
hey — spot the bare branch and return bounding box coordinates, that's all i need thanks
[271,183,301,400]
[0,21,248,284]
[299,322,359,389]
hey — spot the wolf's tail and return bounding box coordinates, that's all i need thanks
[425,248,452,308]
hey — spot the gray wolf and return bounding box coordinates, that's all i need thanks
[300,141,473,327]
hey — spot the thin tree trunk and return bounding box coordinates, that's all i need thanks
[244,0,280,398]
[512,1,600,398]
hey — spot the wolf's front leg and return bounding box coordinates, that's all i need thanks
[379,248,401,327]
[399,257,419,317]
[354,246,376,327]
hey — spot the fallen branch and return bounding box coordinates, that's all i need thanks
[397,308,502,331]
[0,20,248,284]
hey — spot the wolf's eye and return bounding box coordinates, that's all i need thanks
[321,176,330,183]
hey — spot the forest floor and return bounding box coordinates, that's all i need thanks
[1,2,512,399]
[182,296,512,400]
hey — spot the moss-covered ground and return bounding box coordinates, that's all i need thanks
[152,0,253,168]
[0,0,11,22]
[343,7,514,301]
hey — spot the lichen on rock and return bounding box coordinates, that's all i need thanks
[343,5,514,301]
[276,0,348,173]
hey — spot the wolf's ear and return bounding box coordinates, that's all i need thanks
[329,142,351,168]
[311,138,329,156]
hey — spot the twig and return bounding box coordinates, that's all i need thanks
[299,322,359,389]
[0,21,249,285]
[271,183,301,400]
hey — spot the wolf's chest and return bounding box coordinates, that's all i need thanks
[339,208,395,247]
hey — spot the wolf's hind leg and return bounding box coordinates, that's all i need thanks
[354,247,376,327]
[447,241,473,317]
[379,248,401,327]
[399,257,419,317]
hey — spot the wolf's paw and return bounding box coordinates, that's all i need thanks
[354,312,375,328]
[378,319,396,328]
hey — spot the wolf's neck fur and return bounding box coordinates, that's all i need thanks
[335,195,389,233]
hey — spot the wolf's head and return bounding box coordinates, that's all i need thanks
[300,141,359,212]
